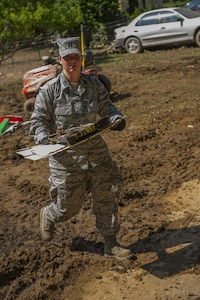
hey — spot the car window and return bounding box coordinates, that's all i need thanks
[136,12,159,26]
[159,11,179,23]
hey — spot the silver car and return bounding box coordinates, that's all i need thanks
[113,7,200,53]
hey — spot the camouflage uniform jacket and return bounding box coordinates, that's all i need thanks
[30,71,124,168]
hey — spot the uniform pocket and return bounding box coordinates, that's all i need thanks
[55,105,72,117]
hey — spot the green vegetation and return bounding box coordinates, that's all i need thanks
[163,0,187,7]
[0,0,120,63]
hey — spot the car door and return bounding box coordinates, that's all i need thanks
[133,12,162,47]
[158,11,189,44]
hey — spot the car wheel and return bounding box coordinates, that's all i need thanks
[98,74,112,92]
[195,30,200,47]
[125,37,143,54]
[24,98,35,115]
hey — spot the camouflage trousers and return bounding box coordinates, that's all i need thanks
[44,149,122,238]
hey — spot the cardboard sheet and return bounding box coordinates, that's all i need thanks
[16,144,66,160]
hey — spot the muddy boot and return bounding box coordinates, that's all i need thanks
[40,207,55,241]
[104,237,133,260]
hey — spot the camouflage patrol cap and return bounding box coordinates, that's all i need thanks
[57,37,81,57]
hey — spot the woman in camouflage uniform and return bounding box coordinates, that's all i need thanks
[30,37,132,260]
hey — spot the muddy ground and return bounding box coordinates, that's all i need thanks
[0,46,200,300]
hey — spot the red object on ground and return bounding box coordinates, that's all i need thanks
[0,115,23,124]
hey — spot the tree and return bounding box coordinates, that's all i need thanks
[78,0,120,25]
[78,0,121,48]
[0,0,82,63]
[0,0,123,63]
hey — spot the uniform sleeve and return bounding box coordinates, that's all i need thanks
[29,86,55,144]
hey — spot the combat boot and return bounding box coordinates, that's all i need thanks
[104,237,133,260]
[40,207,54,241]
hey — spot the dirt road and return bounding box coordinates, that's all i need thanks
[0,46,200,300]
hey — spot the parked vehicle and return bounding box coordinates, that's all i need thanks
[184,0,200,12]
[22,50,112,114]
[112,7,200,54]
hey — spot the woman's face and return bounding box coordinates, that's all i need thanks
[60,53,82,76]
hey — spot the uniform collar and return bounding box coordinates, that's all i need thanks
[60,72,87,95]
